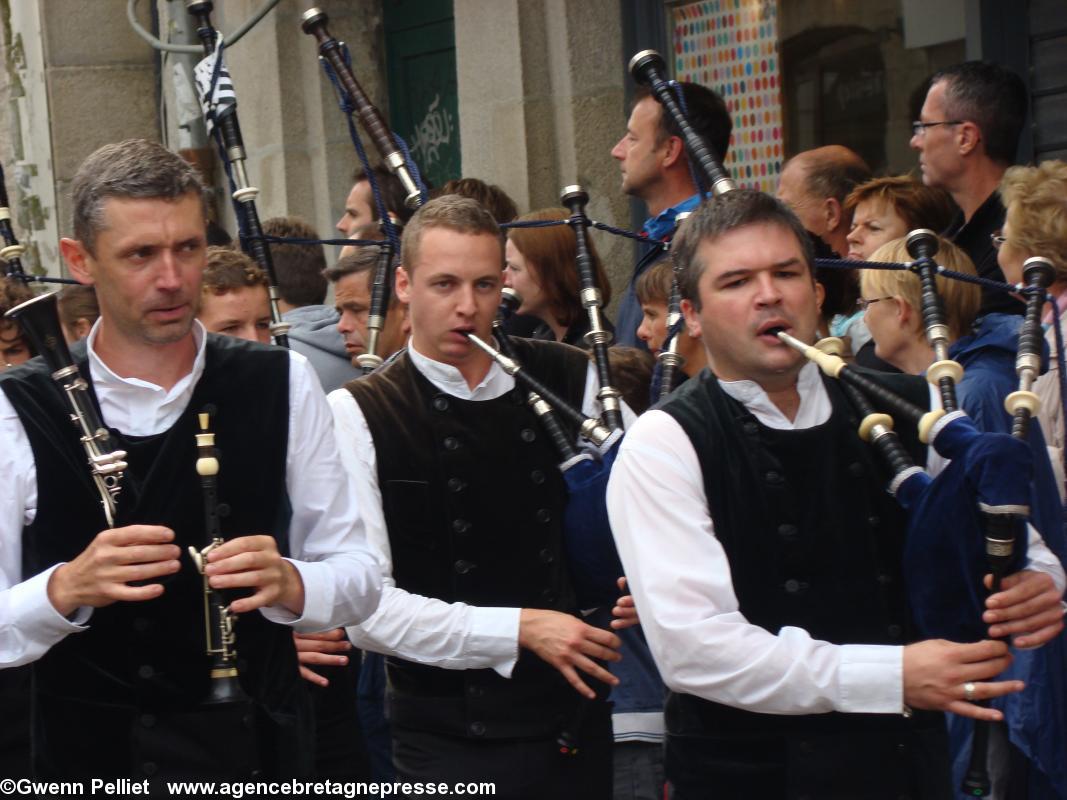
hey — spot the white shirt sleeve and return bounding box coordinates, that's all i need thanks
[607,409,904,715]
[0,388,88,667]
[258,353,382,632]
[327,386,522,676]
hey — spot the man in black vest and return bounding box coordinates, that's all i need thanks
[328,195,625,798]
[0,139,382,782]
[607,189,1066,798]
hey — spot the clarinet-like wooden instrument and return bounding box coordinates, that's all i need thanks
[5,292,127,527]
[188,409,249,704]
[959,256,1054,797]
[560,185,623,431]
[301,8,423,211]
[628,49,736,196]
[0,163,29,281]
[905,229,962,412]
[658,211,692,399]
[466,332,615,449]
[186,0,290,348]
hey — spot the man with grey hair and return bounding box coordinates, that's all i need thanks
[911,61,1028,315]
[607,189,1066,797]
[328,194,630,797]
[0,139,382,780]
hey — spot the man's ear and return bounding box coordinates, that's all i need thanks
[958,121,981,157]
[59,238,94,285]
[394,265,412,304]
[681,297,702,338]
[662,135,687,170]
[814,279,826,311]
[823,197,844,235]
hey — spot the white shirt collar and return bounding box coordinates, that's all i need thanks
[407,339,515,401]
[85,319,208,436]
[717,361,830,430]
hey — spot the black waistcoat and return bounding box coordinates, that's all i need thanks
[0,336,311,780]
[346,338,596,739]
[659,369,952,798]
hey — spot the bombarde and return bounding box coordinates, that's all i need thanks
[560,185,624,431]
[188,409,250,704]
[628,49,736,195]
[5,292,127,527]
[301,7,423,210]
[186,0,291,348]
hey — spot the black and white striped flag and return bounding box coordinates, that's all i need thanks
[193,35,237,134]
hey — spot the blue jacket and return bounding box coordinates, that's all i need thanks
[947,313,1067,799]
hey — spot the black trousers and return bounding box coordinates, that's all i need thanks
[391,701,613,800]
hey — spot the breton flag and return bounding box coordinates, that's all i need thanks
[193,35,237,134]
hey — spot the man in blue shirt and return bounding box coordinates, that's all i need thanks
[610,82,732,347]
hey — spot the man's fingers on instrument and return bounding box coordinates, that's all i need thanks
[108,582,166,603]
[616,576,628,592]
[118,559,182,583]
[579,640,622,663]
[986,571,1053,606]
[294,637,351,655]
[953,639,1010,663]
[298,665,330,687]
[586,627,622,649]
[988,604,1065,636]
[296,650,349,666]
[944,700,1005,722]
[1012,618,1066,649]
[105,525,175,545]
[296,628,347,642]
[115,544,182,565]
[985,587,1062,625]
[228,587,276,614]
[206,534,277,562]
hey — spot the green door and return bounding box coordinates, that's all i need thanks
[384,0,461,188]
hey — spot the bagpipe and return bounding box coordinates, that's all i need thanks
[780,229,1064,796]
[301,7,427,373]
[186,0,290,347]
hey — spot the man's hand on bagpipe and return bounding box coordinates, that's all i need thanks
[983,569,1065,647]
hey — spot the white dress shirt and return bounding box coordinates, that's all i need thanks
[329,342,633,678]
[607,361,1066,716]
[0,321,382,668]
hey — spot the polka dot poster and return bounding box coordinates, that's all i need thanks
[672,0,783,193]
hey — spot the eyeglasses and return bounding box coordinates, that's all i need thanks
[990,230,1007,249]
[911,120,964,137]
[856,296,894,311]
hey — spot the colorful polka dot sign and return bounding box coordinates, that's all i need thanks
[672,0,783,194]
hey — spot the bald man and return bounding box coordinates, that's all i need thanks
[776,145,871,258]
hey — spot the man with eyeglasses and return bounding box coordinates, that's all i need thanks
[910,61,1028,316]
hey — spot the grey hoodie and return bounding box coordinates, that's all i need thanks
[283,305,361,392]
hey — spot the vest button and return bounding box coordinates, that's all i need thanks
[530,469,546,485]
[133,617,150,633]
[469,721,486,736]
[142,761,158,776]
[877,573,893,586]
[777,523,798,541]
[432,396,450,412]
[217,502,231,518]
[535,508,551,523]
[887,623,903,640]
[848,461,865,477]
[139,713,156,728]
[447,477,466,493]
[452,519,472,534]
[764,470,782,485]
[542,590,558,604]
[454,559,474,575]
[443,436,460,451]
[520,428,537,443]
[742,422,759,436]
[467,684,484,698]
[797,740,814,756]
[137,664,154,679]
[784,579,801,594]
[539,548,554,563]
[868,515,881,528]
